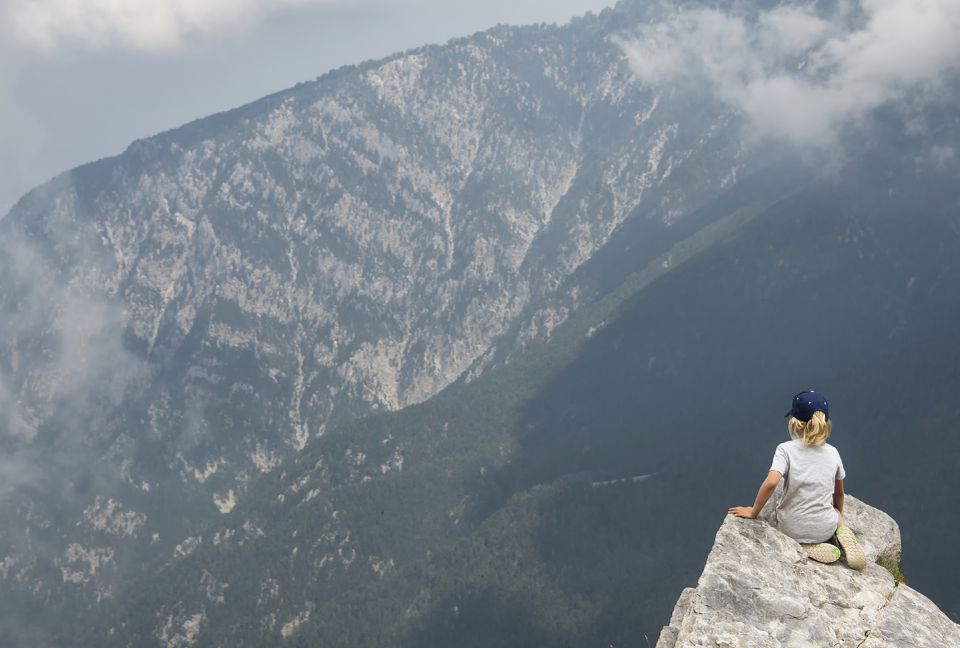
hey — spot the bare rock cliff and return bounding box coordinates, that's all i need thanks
[658,495,960,648]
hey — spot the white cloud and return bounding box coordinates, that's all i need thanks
[0,217,147,498]
[2,0,336,51]
[616,0,960,149]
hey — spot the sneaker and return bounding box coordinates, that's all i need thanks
[802,542,841,564]
[836,526,868,570]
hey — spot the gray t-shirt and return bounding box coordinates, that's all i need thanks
[770,439,846,543]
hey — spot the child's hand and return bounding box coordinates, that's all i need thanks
[728,506,757,519]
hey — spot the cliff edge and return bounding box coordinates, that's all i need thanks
[658,495,960,647]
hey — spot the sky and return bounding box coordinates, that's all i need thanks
[0,0,615,215]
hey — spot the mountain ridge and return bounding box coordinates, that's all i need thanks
[2,1,959,645]
[0,3,757,642]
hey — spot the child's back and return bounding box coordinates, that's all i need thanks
[771,438,845,543]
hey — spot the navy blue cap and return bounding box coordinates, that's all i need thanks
[785,390,829,422]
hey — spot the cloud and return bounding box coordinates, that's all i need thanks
[2,0,338,52]
[0,209,147,499]
[616,0,960,149]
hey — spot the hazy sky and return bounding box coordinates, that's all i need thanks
[0,0,614,215]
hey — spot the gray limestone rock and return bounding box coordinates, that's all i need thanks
[0,5,754,619]
[658,495,959,648]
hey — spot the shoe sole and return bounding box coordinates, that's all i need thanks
[802,542,841,564]
[836,526,867,570]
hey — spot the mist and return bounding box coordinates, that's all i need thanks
[0,200,147,499]
[615,0,960,150]
[5,0,336,51]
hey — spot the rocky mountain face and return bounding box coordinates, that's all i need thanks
[80,125,960,646]
[2,0,959,646]
[0,1,754,638]
[658,495,960,648]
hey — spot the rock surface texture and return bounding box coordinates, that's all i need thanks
[658,495,960,648]
[0,2,751,620]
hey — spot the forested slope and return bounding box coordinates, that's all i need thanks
[93,124,960,644]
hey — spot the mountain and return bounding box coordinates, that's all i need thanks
[2,0,959,645]
[84,132,960,646]
[0,1,756,641]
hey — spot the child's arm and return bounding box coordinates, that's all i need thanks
[833,479,844,514]
[729,470,782,519]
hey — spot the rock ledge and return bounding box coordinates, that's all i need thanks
[658,495,960,648]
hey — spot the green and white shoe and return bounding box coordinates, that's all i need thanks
[836,526,867,570]
[802,542,842,564]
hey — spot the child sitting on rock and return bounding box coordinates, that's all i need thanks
[729,390,867,569]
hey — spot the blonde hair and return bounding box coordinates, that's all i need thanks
[788,411,832,446]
